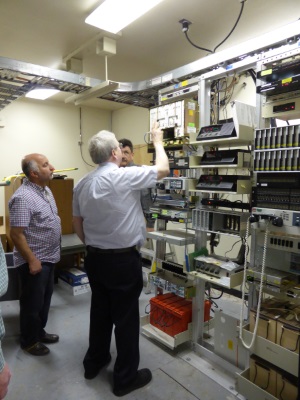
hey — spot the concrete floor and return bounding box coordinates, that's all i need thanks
[1,283,244,400]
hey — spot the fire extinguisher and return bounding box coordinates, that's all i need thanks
[204,299,211,322]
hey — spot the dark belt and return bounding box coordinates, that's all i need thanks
[86,245,137,254]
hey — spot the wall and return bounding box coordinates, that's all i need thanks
[112,106,149,143]
[0,98,150,219]
[0,99,104,218]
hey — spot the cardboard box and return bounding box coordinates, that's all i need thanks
[276,318,300,353]
[250,298,289,343]
[249,355,277,397]
[277,371,298,400]
[250,311,277,343]
[59,267,89,286]
[58,278,90,296]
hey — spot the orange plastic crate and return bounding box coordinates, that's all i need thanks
[150,294,192,337]
[149,294,179,331]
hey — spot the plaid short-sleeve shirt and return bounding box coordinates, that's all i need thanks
[9,178,61,266]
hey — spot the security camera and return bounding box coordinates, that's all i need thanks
[179,19,192,33]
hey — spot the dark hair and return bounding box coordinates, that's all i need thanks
[119,138,133,153]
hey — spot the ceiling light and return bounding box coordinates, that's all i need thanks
[25,88,60,100]
[85,0,164,34]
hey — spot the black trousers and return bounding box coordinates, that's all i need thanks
[18,262,55,348]
[84,249,143,389]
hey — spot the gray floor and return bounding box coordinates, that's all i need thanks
[1,283,242,400]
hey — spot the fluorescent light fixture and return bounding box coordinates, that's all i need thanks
[85,0,164,34]
[25,88,60,100]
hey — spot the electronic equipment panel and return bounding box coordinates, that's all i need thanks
[257,75,300,96]
[163,177,196,191]
[251,228,300,277]
[201,198,251,210]
[262,97,300,120]
[196,122,236,141]
[196,175,251,193]
[194,256,243,279]
[257,57,300,97]
[200,149,251,168]
[247,266,296,292]
[192,208,249,236]
[257,59,300,82]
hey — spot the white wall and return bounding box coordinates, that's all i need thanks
[112,106,150,143]
[0,99,107,217]
[0,98,150,219]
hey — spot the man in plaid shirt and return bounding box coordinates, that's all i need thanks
[9,154,61,356]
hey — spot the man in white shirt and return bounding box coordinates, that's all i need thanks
[73,122,169,397]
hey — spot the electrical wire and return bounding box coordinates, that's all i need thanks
[239,218,270,349]
[183,0,246,54]
[78,108,94,168]
[184,31,213,53]
[224,238,241,258]
[213,1,245,53]
[206,287,224,300]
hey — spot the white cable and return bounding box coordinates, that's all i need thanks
[239,218,269,349]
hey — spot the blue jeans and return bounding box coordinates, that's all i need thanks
[18,262,55,348]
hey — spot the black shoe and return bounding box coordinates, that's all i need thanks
[113,368,152,397]
[84,354,112,380]
[41,333,59,344]
[23,342,50,356]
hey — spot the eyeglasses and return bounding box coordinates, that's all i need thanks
[119,142,123,149]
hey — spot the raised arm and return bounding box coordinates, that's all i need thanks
[151,122,170,181]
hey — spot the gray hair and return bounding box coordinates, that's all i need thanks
[21,158,39,177]
[88,130,119,164]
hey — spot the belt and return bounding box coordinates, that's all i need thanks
[87,245,137,254]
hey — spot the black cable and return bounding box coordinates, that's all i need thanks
[79,143,94,168]
[213,1,245,53]
[247,68,257,84]
[183,1,246,53]
[184,31,213,53]
[224,239,241,258]
[206,288,224,300]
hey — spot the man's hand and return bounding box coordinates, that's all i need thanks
[0,363,11,399]
[150,121,170,180]
[10,227,41,274]
[29,258,42,275]
[151,121,163,144]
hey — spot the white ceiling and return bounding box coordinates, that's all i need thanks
[1,0,300,109]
